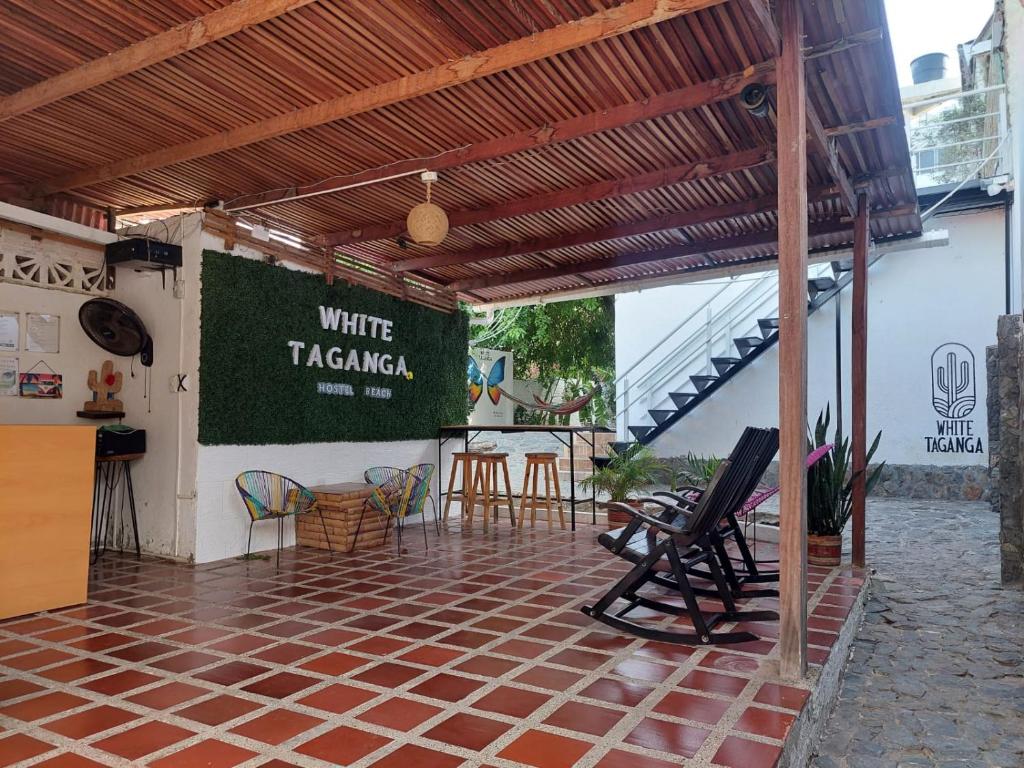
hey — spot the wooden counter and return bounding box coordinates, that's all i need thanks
[296,482,386,551]
[0,425,96,620]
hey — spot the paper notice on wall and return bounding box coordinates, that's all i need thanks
[0,312,17,351]
[26,313,59,353]
[0,357,17,396]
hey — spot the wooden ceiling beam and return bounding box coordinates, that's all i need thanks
[0,0,316,123]
[804,28,884,60]
[388,187,817,274]
[446,204,914,292]
[325,146,773,247]
[807,105,858,213]
[30,0,726,196]
[825,116,897,137]
[388,172,902,274]
[736,0,858,214]
[228,62,776,216]
[448,220,851,292]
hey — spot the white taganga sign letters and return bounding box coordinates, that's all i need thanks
[287,306,412,399]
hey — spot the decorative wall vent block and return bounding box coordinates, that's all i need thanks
[0,226,107,295]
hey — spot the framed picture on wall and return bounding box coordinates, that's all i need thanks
[0,312,17,351]
[26,313,59,353]
[0,357,17,396]
[19,362,62,398]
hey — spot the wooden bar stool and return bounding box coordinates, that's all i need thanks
[442,452,479,522]
[518,452,565,530]
[469,453,516,529]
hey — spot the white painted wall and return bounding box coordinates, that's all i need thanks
[194,439,451,563]
[614,209,1006,466]
[0,222,187,557]
[188,227,456,564]
[1,209,460,564]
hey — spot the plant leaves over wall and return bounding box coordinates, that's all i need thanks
[198,251,469,445]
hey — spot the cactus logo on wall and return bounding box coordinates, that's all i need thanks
[926,342,982,454]
[931,343,976,418]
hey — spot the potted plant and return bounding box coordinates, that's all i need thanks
[678,452,723,489]
[582,443,664,526]
[807,407,885,565]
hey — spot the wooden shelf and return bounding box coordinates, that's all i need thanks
[76,410,125,420]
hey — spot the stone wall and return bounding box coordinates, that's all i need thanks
[987,314,1024,587]
[660,457,989,501]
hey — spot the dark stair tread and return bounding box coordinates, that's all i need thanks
[690,374,719,392]
[758,317,780,338]
[648,409,677,425]
[609,441,634,455]
[734,336,764,356]
[711,356,741,374]
[669,391,697,407]
[628,426,654,441]
[808,276,837,290]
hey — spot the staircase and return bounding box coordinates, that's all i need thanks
[610,257,865,457]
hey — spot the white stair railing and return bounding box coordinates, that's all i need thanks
[615,263,835,440]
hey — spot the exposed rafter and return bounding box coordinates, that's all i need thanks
[804,27,884,60]
[807,106,858,213]
[0,0,316,124]
[30,0,726,196]
[388,189,818,274]
[387,170,901,274]
[446,205,913,292]
[324,147,773,247]
[211,28,876,220]
[738,0,859,214]
[226,63,776,215]
[448,221,848,292]
[825,116,897,137]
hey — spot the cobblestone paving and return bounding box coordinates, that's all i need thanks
[811,499,1024,768]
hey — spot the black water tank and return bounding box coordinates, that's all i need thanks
[910,52,949,84]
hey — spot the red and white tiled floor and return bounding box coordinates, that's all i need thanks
[0,524,863,768]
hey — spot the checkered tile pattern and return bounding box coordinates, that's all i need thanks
[0,522,863,768]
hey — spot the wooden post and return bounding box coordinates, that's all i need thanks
[851,192,870,568]
[776,0,808,681]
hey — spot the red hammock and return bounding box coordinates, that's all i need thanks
[495,384,601,415]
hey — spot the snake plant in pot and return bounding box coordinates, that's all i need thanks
[581,443,664,527]
[807,406,885,565]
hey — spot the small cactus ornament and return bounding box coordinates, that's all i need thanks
[84,360,124,413]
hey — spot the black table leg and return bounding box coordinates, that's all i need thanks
[124,462,141,558]
[569,433,576,531]
[90,461,101,564]
[591,425,597,525]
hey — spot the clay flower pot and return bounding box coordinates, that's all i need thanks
[807,534,842,566]
[603,500,642,528]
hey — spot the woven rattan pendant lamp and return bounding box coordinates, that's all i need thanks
[406,171,449,246]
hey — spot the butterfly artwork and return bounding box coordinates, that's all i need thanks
[467,354,506,405]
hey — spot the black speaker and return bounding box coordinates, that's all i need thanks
[96,426,146,458]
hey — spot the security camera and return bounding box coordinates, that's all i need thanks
[740,83,770,118]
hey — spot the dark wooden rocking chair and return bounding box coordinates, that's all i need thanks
[581,427,780,645]
[643,434,824,599]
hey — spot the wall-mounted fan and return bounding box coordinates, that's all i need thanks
[79,298,153,367]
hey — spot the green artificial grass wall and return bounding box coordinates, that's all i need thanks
[198,250,469,445]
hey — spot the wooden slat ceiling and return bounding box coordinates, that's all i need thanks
[0,0,921,306]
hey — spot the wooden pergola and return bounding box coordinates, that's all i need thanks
[0,0,921,678]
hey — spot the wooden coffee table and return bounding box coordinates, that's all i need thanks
[296,482,385,552]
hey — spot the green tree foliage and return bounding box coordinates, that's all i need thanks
[469,298,615,426]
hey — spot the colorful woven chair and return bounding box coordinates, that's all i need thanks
[235,470,331,568]
[358,464,437,553]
